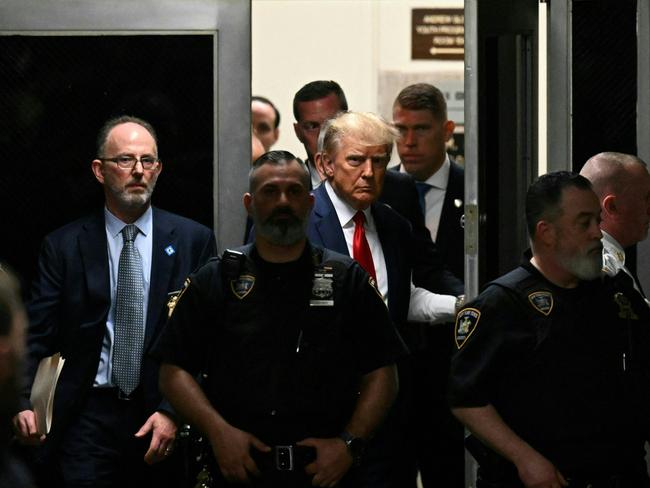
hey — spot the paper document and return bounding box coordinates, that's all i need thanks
[29,353,65,435]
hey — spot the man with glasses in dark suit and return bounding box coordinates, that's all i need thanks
[13,115,217,487]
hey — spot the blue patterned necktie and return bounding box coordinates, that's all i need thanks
[112,224,144,396]
[415,182,433,214]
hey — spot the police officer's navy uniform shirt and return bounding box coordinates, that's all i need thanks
[448,262,650,477]
[153,242,405,444]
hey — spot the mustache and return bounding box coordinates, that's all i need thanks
[268,206,299,221]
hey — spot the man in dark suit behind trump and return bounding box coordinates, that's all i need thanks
[392,83,466,488]
[308,111,461,488]
[12,115,217,487]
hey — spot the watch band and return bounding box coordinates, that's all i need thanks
[338,431,366,466]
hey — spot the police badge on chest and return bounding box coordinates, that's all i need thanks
[310,266,334,307]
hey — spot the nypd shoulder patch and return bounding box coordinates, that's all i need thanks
[231,274,255,300]
[528,291,553,316]
[455,308,480,349]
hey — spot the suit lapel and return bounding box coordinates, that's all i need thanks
[145,208,177,350]
[438,161,463,243]
[78,213,110,309]
[311,185,349,255]
[372,203,401,314]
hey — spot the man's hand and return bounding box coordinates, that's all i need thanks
[297,437,353,487]
[135,411,177,465]
[209,422,270,483]
[515,449,568,488]
[12,410,45,446]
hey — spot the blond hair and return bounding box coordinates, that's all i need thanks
[318,111,398,157]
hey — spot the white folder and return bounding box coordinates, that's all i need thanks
[29,353,65,435]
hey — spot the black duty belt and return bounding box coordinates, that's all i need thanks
[253,445,316,472]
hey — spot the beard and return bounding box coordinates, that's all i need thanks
[106,179,156,211]
[558,241,603,281]
[253,206,308,246]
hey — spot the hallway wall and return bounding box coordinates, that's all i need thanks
[252,0,464,160]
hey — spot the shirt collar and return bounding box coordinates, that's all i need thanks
[104,205,153,238]
[324,180,374,230]
[602,230,625,266]
[400,153,450,190]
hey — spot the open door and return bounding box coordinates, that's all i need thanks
[464,0,539,485]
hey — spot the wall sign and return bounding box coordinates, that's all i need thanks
[412,8,464,60]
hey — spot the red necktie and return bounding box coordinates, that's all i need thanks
[352,211,377,282]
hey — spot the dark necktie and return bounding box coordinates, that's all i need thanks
[113,224,144,396]
[415,182,433,214]
[352,211,377,281]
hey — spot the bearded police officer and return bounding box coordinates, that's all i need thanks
[449,171,650,488]
[153,151,405,488]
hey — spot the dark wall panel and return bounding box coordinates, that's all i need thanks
[572,0,637,267]
[478,0,538,283]
[572,0,637,169]
[0,35,214,289]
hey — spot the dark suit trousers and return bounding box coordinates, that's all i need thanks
[411,326,465,488]
[354,356,418,488]
[54,387,178,488]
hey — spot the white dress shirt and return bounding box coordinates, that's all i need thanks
[401,154,451,242]
[324,181,456,323]
[601,230,650,307]
[95,206,153,386]
[325,181,389,299]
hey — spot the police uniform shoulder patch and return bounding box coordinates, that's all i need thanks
[167,277,191,318]
[231,274,255,300]
[455,308,480,349]
[528,291,554,316]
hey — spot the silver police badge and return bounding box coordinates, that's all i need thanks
[455,308,480,349]
[310,271,334,307]
[231,274,255,300]
[528,291,554,316]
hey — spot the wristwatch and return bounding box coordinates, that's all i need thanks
[338,431,366,466]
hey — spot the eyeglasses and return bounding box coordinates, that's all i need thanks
[101,155,160,170]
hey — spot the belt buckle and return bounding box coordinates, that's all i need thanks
[275,445,294,471]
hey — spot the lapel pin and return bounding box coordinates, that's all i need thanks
[454,199,463,208]
[164,245,176,256]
